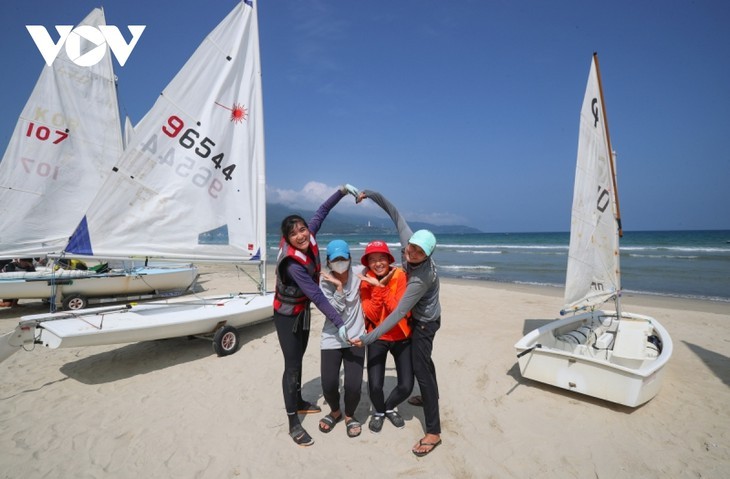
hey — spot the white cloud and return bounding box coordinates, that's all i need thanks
[266,181,378,214]
[267,181,468,226]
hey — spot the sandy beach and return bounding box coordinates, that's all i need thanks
[1,263,728,478]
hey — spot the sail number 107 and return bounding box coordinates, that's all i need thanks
[162,115,236,181]
[26,122,68,144]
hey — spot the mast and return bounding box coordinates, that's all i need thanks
[593,52,622,238]
[593,53,623,316]
[253,0,267,293]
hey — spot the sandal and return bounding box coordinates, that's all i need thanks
[345,418,362,438]
[368,414,384,433]
[318,413,342,433]
[296,400,322,414]
[289,425,314,447]
[412,438,442,457]
[385,410,405,428]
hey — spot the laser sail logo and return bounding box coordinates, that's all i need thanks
[26,24,145,67]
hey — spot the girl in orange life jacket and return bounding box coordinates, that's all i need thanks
[273,184,359,447]
[358,240,413,433]
[352,190,442,457]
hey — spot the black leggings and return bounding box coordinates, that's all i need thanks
[366,339,414,413]
[320,347,365,417]
[273,311,310,415]
[412,318,441,434]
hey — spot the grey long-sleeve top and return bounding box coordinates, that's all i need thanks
[359,190,441,346]
[320,264,366,349]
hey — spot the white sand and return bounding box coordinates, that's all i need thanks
[1,264,728,478]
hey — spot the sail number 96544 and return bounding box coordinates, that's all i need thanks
[139,115,237,198]
[161,115,236,181]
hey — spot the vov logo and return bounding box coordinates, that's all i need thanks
[26,24,145,67]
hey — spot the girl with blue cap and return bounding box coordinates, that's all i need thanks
[317,239,366,438]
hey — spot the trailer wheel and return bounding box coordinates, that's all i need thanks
[213,325,239,356]
[63,294,88,311]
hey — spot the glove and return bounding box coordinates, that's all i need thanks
[338,325,349,343]
[341,184,360,198]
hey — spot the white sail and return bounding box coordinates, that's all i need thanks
[0,8,123,259]
[562,54,620,313]
[66,1,266,263]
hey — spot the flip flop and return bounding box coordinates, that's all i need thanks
[318,413,342,433]
[346,418,362,438]
[412,438,442,457]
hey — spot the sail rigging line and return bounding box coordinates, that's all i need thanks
[0,186,41,195]
[592,52,622,238]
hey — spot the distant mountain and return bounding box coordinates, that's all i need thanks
[266,203,482,235]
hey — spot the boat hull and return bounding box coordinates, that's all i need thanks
[514,310,673,407]
[6,292,274,350]
[0,266,198,301]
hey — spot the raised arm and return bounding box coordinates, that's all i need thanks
[360,189,413,247]
[308,185,360,236]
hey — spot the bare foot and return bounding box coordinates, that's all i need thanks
[412,433,442,457]
[318,410,342,433]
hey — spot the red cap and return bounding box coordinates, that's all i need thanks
[361,240,395,266]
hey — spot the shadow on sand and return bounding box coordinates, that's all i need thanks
[59,319,275,384]
[683,340,730,388]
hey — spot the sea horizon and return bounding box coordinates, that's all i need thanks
[267,229,730,303]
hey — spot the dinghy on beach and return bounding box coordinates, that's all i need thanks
[1,1,272,362]
[0,8,197,308]
[0,264,198,310]
[514,53,672,407]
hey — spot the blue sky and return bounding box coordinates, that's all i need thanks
[1,0,728,233]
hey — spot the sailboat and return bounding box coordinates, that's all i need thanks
[1,1,272,360]
[514,54,672,407]
[0,8,197,310]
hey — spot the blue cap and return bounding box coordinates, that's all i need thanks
[326,239,350,261]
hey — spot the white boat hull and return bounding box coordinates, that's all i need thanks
[5,292,273,350]
[514,310,673,407]
[0,266,198,302]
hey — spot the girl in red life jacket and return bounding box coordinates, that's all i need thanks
[273,184,359,447]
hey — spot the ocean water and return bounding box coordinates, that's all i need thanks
[267,230,730,303]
